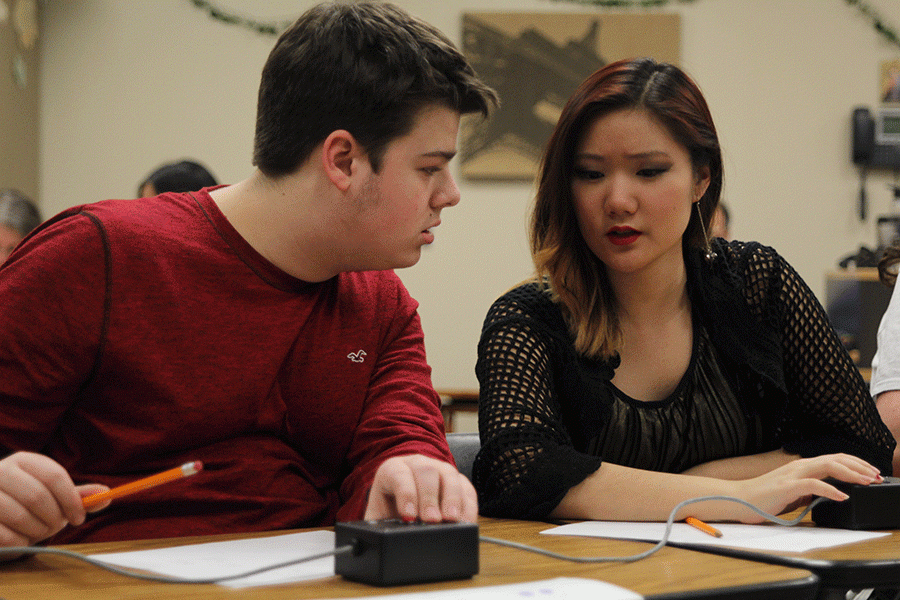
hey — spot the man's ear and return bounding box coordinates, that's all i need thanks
[321,130,365,192]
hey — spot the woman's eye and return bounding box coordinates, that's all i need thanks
[574,167,602,180]
[638,167,668,177]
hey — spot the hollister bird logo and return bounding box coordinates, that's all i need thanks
[347,350,366,363]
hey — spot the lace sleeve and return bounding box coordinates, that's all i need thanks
[472,290,604,519]
[747,248,895,473]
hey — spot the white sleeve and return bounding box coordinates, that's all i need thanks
[871,280,900,397]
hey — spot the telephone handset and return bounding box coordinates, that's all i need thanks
[852,107,876,165]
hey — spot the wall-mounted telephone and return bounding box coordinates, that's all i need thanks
[851,107,900,221]
[851,107,900,169]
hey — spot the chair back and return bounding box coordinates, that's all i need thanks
[446,432,481,481]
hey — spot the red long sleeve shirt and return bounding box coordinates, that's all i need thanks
[0,190,451,543]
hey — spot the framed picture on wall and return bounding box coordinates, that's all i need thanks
[460,12,680,181]
[882,59,900,104]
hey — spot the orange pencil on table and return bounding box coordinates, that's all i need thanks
[685,516,722,538]
[81,461,203,510]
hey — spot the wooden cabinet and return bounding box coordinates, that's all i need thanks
[825,268,892,375]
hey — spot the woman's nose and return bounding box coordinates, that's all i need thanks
[604,175,637,215]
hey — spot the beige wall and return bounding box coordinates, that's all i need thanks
[38,0,900,391]
[1,0,39,202]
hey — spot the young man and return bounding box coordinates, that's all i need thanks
[0,2,497,546]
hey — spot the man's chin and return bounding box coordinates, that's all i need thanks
[393,254,422,270]
[355,250,422,272]
[393,247,425,270]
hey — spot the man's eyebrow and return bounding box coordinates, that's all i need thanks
[423,150,457,161]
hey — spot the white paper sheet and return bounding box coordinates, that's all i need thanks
[90,530,336,589]
[317,577,643,600]
[541,521,890,553]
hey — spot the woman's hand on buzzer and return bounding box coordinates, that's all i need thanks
[731,453,882,523]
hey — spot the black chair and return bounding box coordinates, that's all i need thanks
[446,432,480,481]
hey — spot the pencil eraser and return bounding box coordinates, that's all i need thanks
[182,461,203,475]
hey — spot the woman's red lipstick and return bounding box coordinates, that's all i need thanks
[607,226,640,246]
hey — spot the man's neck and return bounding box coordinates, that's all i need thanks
[210,170,341,283]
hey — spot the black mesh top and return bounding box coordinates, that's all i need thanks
[473,240,896,520]
[591,325,760,471]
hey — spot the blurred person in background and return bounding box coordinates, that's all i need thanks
[710,202,729,240]
[137,159,218,197]
[0,188,42,263]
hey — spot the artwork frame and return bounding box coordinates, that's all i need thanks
[460,12,680,181]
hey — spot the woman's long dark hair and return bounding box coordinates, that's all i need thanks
[531,57,723,358]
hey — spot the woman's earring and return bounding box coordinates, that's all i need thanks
[696,202,717,261]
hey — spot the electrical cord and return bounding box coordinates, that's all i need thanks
[0,542,355,584]
[0,495,827,584]
[479,495,828,563]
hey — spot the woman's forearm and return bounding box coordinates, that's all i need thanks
[549,461,743,522]
[680,449,797,480]
[548,453,882,524]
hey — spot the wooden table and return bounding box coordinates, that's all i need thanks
[670,516,900,598]
[0,518,818,599]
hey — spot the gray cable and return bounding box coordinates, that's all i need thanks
[479,495,827,563]
[0,543,354,584]
[0,495,827,582]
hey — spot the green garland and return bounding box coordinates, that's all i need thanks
[845,0,900,51]
[548,0,696,7]
[552,0,899,51]
[188,0,291,36]
[187,0,900,52]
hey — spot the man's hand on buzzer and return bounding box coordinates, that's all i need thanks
[364,454,477,523]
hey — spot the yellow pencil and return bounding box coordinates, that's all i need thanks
[685,516,723,538]
[82,461,203,509]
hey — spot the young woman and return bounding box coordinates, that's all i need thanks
[473,58,894,524]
